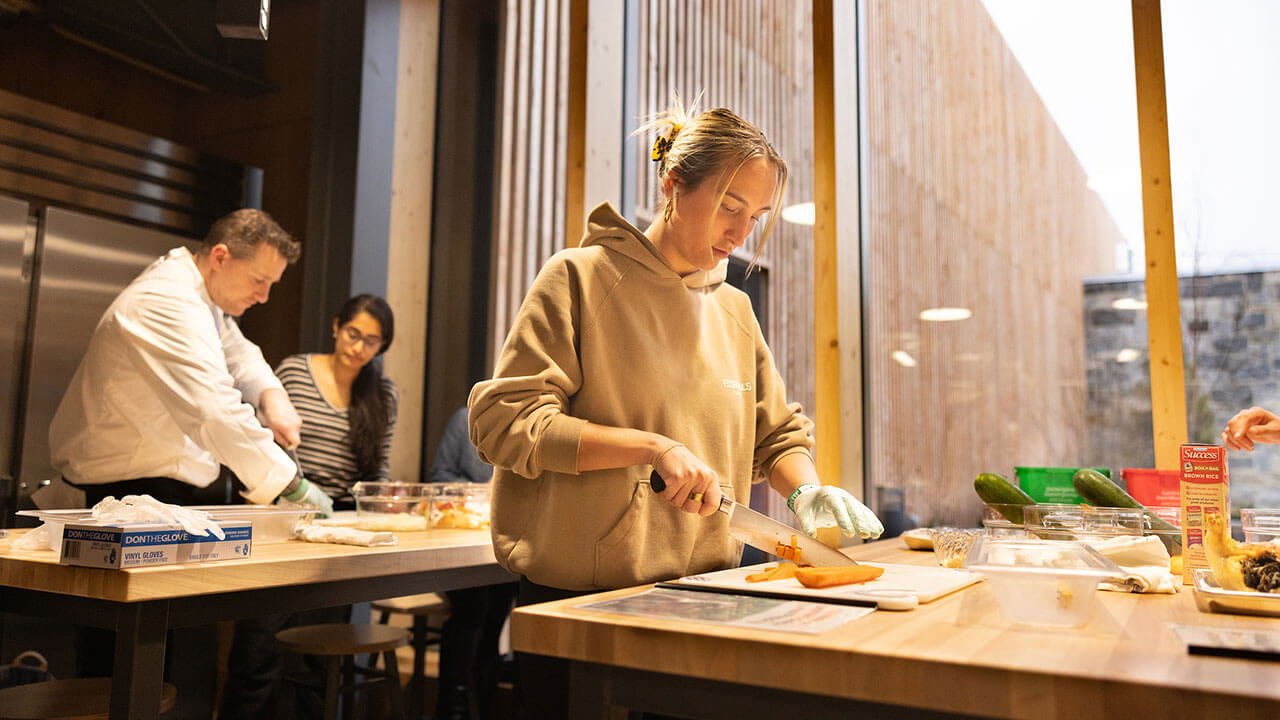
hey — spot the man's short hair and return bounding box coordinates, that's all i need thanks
[199,209,301,264]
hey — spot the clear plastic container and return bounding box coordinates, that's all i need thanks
[351,482,437,531]
[963,537,1123,627]
[429,482,491,529]
[1241,508,1280,545]
[981,505,1025,537]
[16,506,315,549]
[929,528,980,568]
[1021,504,1144,542]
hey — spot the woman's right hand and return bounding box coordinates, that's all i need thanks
[653,443,723,517]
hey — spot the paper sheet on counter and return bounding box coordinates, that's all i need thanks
[576,587,872,634]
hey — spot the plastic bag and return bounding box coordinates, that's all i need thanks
[0,651,54,689]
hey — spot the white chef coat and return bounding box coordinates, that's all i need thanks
[49,247,296,505]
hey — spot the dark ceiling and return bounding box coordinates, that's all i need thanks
[2,0,275,94]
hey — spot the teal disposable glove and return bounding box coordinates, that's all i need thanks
[279,478,334,518]
[790,484,883,539]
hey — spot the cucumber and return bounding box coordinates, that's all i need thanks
[1071,468,1180,534]
[973,472,1036,524]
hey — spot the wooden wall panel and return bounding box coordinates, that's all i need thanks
[631,0,816,428]
[863,1,1124,526]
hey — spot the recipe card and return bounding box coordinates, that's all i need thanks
[576,587,872,634]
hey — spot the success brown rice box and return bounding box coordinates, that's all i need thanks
[1179,444,1230,584]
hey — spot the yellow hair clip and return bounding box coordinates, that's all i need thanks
[650,123,682,163]
[651,134,672,162]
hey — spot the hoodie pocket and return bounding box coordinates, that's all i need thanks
[592,479,652,588]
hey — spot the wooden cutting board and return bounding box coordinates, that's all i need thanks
[663,561,982,604]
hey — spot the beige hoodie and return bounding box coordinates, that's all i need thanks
[469,203,814,590]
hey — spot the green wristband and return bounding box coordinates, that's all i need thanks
[787,484,817,514]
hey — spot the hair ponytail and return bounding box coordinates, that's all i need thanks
[335,294,396,479]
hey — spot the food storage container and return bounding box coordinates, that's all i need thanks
[963,537,1123,627]
[1241,508,1280,545]
[1121,468,1180,508]
[1021,504,1144,542]
[981,504,1025,537]
[1014,466,1110,505]
[429,483,491,529]
[929,528,980,568]
[351,482,437,531]
[16,506,315,549]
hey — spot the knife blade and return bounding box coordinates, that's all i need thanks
[649,471,857,567]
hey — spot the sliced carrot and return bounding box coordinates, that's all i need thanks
[745,562,800,583]
[774,535,804,564]
[794,565,885,589]
[769,562,799,580]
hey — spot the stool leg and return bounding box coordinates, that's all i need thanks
[343,654,359,720]
[383,648,407,720]
[323,656,341,720]
[409,616,428,719]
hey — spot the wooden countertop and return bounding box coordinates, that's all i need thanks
[0,528,497,603]
[512,539,1280,718]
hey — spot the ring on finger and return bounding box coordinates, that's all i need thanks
[690,492,704,503]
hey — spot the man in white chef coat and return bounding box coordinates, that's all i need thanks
[50,208,332,515]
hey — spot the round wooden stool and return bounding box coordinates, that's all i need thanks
[276,623,410,720]
[371,593,451,718]
[0,677,177,719]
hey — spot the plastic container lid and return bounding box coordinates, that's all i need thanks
[963,537,1123,627]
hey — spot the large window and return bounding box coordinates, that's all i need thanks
[863,1,1144,528]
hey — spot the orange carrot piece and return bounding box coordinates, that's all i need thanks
[745,562,800,583]
[794,565,885,589]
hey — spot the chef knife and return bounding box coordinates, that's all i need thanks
[649,471,857,567]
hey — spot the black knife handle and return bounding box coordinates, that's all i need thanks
[649,470,665,493]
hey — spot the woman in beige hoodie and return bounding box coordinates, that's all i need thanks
[469,103,883,716]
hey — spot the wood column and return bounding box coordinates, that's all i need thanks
[1132,0,1187,468]
[384,0,440,480]
[813,0,863,499]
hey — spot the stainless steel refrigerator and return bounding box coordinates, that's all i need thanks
[0,199,192,516]
[0,88,257,522]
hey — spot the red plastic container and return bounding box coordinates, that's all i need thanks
[1121,468,1180,508]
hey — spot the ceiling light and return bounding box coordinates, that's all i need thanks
[891,350,917,368]
[1111,297,1148,311]
[780,202,815,226]
[1115,348,1140,363]
[919,307,972,322]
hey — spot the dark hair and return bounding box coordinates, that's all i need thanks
[199,209,302,264]
[337,294,396,479]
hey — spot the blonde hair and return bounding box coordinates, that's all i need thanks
[639,97,788,261]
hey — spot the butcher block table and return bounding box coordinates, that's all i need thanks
[0,527,513,720]
[513,538,1280,719]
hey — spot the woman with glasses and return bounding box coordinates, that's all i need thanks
[274,293,398,509]
[221,294,397,719]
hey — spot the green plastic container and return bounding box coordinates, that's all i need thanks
[1013,466,1111,505]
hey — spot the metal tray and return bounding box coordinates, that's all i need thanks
[1192,569,1280,618]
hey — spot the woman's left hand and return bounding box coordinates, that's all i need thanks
[653,443,723,517]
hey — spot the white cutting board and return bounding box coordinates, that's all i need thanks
[667,561,982,604]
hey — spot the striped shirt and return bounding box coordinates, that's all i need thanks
[275,354,398,500]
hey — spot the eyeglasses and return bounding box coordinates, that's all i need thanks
[339,325,383,351]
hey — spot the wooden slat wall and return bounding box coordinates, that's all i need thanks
[863,1,1123,526]
[490,0,570,356]
[632,0,816,424]
[491,0,815,429]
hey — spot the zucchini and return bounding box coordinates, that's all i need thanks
[1072,468,1180,534]
[973,472,1036,524]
